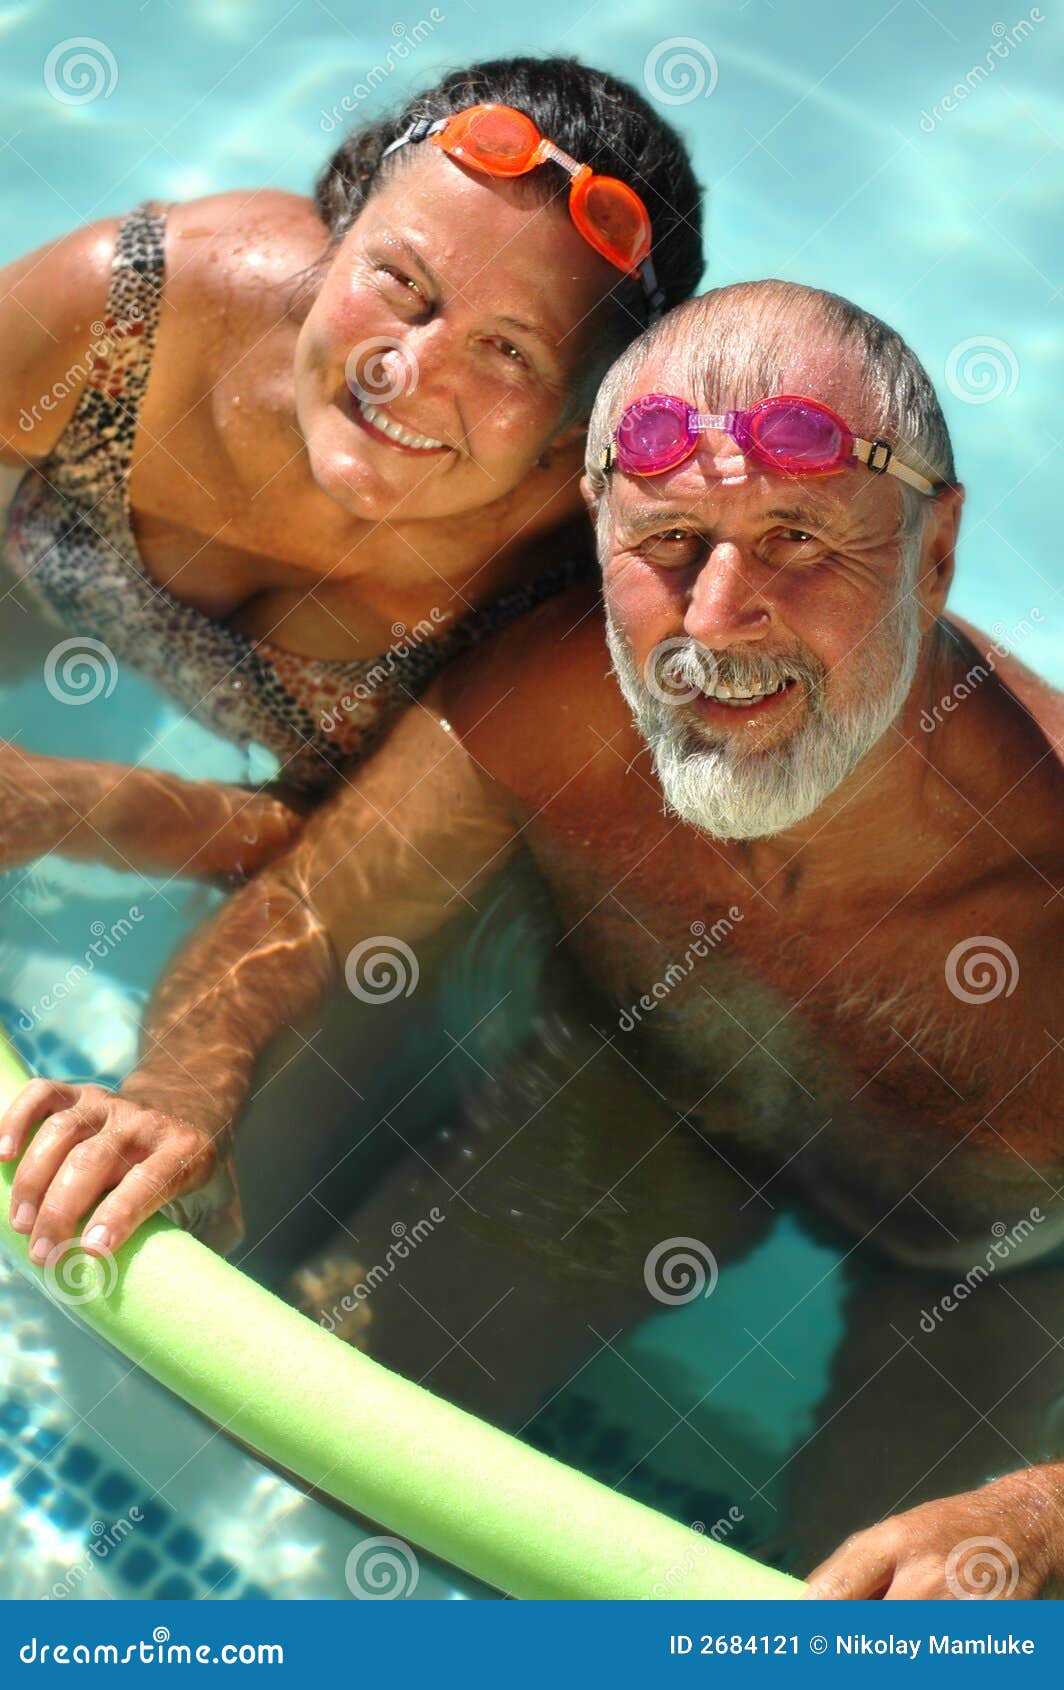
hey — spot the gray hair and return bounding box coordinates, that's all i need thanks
[585,281,956,553]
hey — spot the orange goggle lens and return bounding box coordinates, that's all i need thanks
[571,173,652,274]
[432,103,652,277]
[432,104,544,177]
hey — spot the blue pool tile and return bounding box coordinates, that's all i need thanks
[165,1525,205,1567]
[199,1556,239,1593]
[26,1426,65,1460]
[118,1547,161,1591]
[0,1445,18,1477]
[58,1444,100,1485]
[0,1396,30,1434]
[154,1574,196,1600]
[239,1584,272,1600]
[43,1488,92,1530]
[15,1466,51,1504]
[91,1470,136,1510]
[133,1498,174,1538]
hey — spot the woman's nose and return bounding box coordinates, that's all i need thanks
[683,544,772,647]
[398,318,459,394]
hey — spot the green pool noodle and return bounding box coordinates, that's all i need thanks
[0,1031,803,1600]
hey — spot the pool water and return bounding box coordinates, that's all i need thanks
[1,0,1061,1601]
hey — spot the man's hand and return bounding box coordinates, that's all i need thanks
[0,1078,234,1261]
[806,1468,1064,1599]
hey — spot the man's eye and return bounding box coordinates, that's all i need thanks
[782,528,815,544]
[641,530,703,565]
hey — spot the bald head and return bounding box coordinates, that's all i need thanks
[585,281,955,543]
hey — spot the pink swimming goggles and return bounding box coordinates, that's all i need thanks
[599,392,943,495]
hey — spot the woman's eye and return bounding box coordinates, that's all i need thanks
[491,338,529,368]
[381,267,426,302]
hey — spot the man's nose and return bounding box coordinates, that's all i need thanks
[683,543,772,648]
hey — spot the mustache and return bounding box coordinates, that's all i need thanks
[647,640,826,702]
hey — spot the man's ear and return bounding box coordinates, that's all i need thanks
[919,482,964,620]
[579,471,598,517]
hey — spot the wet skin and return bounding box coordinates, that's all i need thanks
[2,332,1062,1597]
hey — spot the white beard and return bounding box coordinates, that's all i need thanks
[604,589,921,842]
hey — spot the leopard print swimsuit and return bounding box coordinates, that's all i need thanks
[4,200,592,793]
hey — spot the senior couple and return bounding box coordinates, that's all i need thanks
[2,57,1062,1596]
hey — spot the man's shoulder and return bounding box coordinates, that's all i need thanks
[439,580,636,788]
[948,614,1064,747]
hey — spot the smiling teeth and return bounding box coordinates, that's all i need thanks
[704,680,789,705]
[358,400,444,450]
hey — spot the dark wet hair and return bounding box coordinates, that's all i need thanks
[308,56,705,416]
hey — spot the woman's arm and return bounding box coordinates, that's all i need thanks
[0,740,304,881]
[0,218,119,467]
[1,685,520,1257]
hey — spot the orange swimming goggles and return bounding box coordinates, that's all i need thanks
[384,103,664,320]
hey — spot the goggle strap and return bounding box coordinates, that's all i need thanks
[382,115,447,157]
[853,435,937,496]
[638,257,665,323]
[537,139,582,178]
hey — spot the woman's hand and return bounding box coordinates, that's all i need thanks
[805,1467,1064,1599]
[0,1077,241,1261]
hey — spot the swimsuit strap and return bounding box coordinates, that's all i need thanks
[47,199,167,494]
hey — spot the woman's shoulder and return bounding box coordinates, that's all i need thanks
[161,189,328,339]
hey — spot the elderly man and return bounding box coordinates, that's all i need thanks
[5,281,1063,1596]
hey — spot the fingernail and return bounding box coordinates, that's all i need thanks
[13,1202,36,1230]
[29,1236,53,1265]
[0,1136,14,1157]
[83,1224,111,1252]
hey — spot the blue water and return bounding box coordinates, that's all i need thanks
[2,0,1061,672]
[0,0,1060,1600]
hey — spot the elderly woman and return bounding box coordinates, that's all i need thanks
[0,55,703,867]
